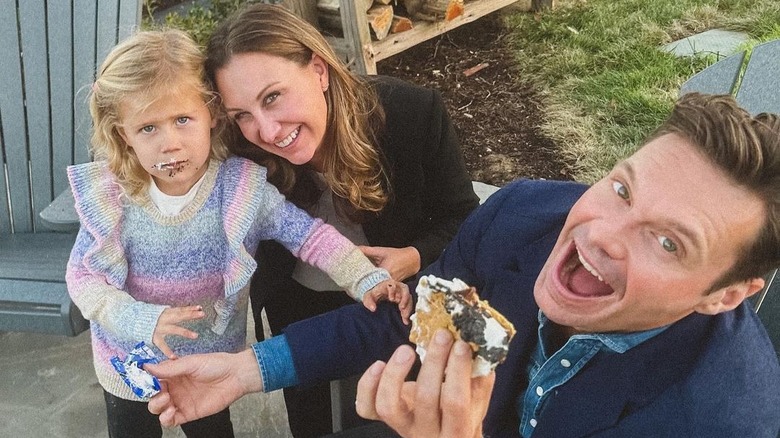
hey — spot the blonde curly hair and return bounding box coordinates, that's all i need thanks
[90,29,227,201]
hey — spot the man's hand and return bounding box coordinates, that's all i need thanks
[146,349,262,427]
[356,330,494,438]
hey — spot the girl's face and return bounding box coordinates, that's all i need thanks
[118,84,215,196]
[215,52,330,171]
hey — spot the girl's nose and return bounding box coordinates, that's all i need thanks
[160,130,183,153]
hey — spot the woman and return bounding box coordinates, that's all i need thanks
[205,4,479,436]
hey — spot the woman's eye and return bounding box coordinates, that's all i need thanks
[658,235,677,253]
[176,116,190,125]
[233,112,250,122]
[264,92,279,105]
[612,181,629,200]
[141,125,155,133]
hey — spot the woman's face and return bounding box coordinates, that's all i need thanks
[215,52,330,170]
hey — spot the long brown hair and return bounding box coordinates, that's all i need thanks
[206,3,389,220]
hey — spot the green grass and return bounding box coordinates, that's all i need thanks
[505,0,780,183]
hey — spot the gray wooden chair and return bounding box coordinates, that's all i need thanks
[680,38,780,360]
[0,0,142,336]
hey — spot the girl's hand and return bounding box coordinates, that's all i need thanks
[360,246,421,281]
[152,305,206,359]
[362,280,412,324]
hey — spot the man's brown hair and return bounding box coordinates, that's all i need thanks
[649,92,780,290]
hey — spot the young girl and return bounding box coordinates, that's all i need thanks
[65,29,410,438]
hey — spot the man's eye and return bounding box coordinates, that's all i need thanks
[658,236,677,253]
[176,116,190,125]
[612,181,629,200]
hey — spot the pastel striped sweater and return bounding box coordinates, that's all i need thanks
[65,156,389,401]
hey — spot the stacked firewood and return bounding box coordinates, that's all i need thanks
[317,0,465,40]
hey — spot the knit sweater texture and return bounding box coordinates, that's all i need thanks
[65,156,388,400]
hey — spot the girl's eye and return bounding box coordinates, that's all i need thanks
[141,125,155,133]
[612,181,629,200]
[658,235,678,253]
[263,91,279,105]
[176,116,190,125]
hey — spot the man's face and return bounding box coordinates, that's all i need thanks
[535,133,765,334]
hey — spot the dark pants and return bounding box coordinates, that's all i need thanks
[252,276,355,438]
[103,390,234,438]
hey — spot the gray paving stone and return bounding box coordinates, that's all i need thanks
[662,29,749,59]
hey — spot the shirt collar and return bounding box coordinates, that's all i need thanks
[537,311,669,354]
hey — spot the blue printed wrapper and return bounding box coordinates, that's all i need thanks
[110,342,161,399]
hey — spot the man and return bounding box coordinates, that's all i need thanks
[147,93,780,437]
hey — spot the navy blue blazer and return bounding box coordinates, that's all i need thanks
[283,179,780,437]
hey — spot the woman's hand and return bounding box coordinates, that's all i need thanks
[152,305,205,359]
[360,246,421,281]
[356,330,494,438]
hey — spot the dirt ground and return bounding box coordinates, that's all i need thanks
[377,9,572,186]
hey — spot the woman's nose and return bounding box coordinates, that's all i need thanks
[253,113,282,144]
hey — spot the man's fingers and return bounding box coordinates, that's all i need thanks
[413,330,453,434]
[356,360,386,420]
[374,345,416,432]
[440,340,476,436]
[147,388,169,415]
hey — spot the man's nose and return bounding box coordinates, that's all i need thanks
[589,217,629,260]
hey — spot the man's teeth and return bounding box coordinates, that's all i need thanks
[275,128,299,148]
[577,250,604,282]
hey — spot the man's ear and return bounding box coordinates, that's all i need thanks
[695,277,765,315]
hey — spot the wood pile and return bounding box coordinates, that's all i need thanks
[317,0,465,41]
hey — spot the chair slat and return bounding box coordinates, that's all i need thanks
[0,0,33,233]
[48,1,76,199]
[735,39,780,116]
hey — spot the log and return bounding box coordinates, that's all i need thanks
[402,0,464,22]
[317,0,374,32]
[367,5,394,40]
[390,15,414,34]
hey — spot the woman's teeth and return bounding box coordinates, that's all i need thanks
[577,249,604,282]
[275,128,299,148]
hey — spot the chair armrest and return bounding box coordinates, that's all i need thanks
[40,188,79,232]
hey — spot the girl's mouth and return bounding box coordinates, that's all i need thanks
[152,159,189,177]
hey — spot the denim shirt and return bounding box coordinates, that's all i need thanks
[518,312,668,437]
[252,335,299,392]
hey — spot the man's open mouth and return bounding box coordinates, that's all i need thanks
[560,243,614,297]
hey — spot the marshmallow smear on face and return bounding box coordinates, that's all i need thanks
[410,275,516,376]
